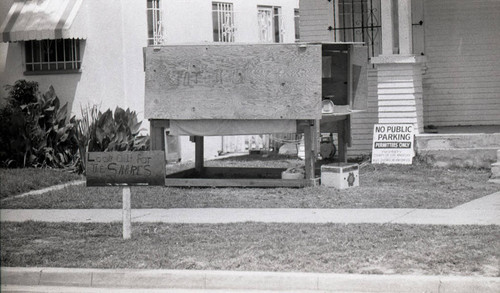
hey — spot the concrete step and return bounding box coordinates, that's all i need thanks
[415,133,500,169]
[417,148,498,169]
[491,162,500,179]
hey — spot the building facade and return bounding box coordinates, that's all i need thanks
[300,0,500,158]
[0,0,299,161]
[3,0,496,161]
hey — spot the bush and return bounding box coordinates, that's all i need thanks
[0,80,78,168]
[1,80,150,174]
[6,79,38,107]
[74,105,150,174]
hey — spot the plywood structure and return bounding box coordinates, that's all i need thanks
[145,44,322,120]
[144,42,368,187]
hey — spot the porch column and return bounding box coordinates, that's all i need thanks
[372,0,426,134]
[372,56,425,134]
[380,0,394,55]
[398,0,413,55]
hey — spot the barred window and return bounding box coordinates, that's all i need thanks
[147,0,164,45]
[212,2,235,42]
[294,9,300,42]
[257,6,283,43]
[24,39,82,74]
[332,0,381,58]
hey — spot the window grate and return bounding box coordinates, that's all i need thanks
[25,39,81,73]
[294,8,300,42]
[258,6,284,43]
[330,0,381,59]
[147,0,164,45]
[213,2,235,42]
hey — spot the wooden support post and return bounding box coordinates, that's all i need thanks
[337,120,348,163]
[150,120,168,151]
[122,187,131,240]
[195,136,204,173]
[303,120,316,180]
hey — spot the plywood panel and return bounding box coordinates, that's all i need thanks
[350,45,368,111]
[86,151,166,186]
[145,44,322,120]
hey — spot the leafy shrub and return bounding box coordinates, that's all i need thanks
[74,106,150,174]
[90,107,149,152]
[6,79,38,107]
[0,80,78,168]
[1,80,150,173]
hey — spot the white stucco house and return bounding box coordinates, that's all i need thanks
[0,0,300,162]
[1,0,498,166]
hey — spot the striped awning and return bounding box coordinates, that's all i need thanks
[0,0,86,43]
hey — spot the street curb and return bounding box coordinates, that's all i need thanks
[1,267,499,292]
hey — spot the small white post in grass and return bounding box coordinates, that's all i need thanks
[122,186,131,240]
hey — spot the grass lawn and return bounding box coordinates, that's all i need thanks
[1,155,498,209]
[1,222,498,277]
[0,168,82,200]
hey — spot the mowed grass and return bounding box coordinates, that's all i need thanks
[1,155,498,209]
[0,168,82,199]
[1,222,498,276]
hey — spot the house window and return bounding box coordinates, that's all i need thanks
[213,2,235,42]
[294,8,300,42]
[24,39,82,74]
[332,0,381,58]
[147,0,164,45]
[257,6,283,43]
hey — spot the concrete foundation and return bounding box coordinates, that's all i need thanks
[415,133,500,169]
[490,150,500,183]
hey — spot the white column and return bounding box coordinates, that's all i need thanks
[398,0,413,55]
[372,56,426,134]
[381,0,394,55]
[372,1,425,134]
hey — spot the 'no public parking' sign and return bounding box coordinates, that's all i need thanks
[371,124,414,165]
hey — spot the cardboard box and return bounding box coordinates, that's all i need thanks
[321,163,359,189]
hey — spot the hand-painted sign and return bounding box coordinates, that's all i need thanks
[86,151,165,186]
[372,124,414,164]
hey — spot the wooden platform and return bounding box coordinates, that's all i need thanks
[165,167,319,188]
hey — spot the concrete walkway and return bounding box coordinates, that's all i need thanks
[0,180,85,202]
[1,191,499,225]
[1,207,499,225]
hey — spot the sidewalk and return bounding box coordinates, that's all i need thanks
[1,192,499,225]
[2,207,499,225]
